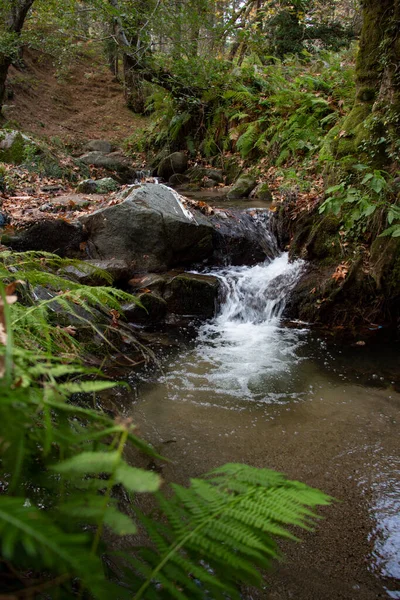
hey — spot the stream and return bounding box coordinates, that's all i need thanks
[118,202,400,599]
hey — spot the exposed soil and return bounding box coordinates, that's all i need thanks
[3,47,148,149]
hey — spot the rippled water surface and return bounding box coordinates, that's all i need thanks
[126,253,400,599]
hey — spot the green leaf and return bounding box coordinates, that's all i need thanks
[58,381,117,394]
[115,463,162,493]
[362,204,377,217]
[103,507,137,535]
[54,451,120,474]
[370,177,384,194]
[361,173,373,184]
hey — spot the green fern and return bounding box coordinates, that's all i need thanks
[121,464,331,599]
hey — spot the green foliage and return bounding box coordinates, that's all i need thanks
[0,252,331,597]
[130,48,355,166]
[318,165,399,237]
[0,250,141,357]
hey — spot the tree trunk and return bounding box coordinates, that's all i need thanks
[0,56,11,116]
[123,53,146,114]
[0,0,35,112]
[333,0,400,167]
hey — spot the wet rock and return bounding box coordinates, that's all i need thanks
[157,152,188,180]
[127,273,167,294]
[85,140,113,153]
[249,182,273,202]
[122,292,167,323]
[169,173,190,186]
[80,184,214,271]
[211,208,278,265]
[163,272,220,318]
[227,176,257,199]
[1,219,87,257]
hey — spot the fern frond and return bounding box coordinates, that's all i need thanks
[129,464,331,599]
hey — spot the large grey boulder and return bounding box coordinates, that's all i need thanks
[80,184,214,272]
[157,152,188,180]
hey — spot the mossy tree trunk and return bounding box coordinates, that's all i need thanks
[334,0,400,167]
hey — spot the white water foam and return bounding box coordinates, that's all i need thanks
[162,253,307,405]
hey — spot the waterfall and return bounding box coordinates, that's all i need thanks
[161,252,307,406]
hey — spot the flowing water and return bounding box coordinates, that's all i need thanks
[123,222,400,599]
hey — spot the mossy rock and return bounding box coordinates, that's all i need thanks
[249,182,273,202]
[306,214,341,263]
[290,212,341,265]
[227,176,257,200]
[0,130,38,164]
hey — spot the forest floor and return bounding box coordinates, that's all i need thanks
[3,47,148,149]
[0,48,152,228]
